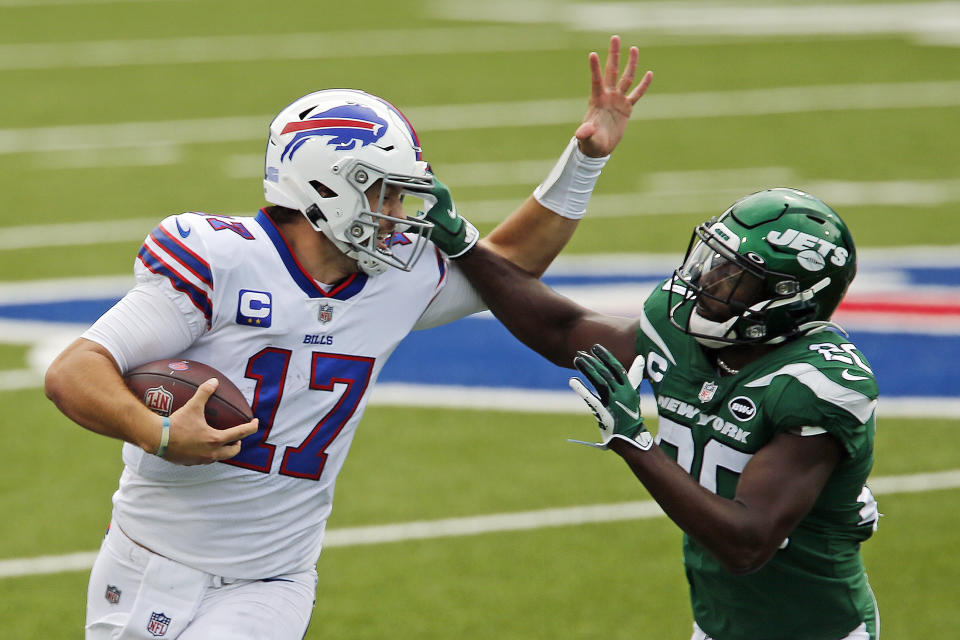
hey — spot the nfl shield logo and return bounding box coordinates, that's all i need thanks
[144,386,174,416]
[318,303,334,324]
[104,584,121,604]
[698,381,719,403]
[147,611,171,637]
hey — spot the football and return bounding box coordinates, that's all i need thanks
[123,359,253,429]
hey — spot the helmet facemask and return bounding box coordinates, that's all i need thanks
[670,220,807,348]
[301,159,435,276]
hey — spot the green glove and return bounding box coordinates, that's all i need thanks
[568,344,653,451]
[418,177,479,258]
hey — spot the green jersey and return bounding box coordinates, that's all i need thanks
[638,281,880,640]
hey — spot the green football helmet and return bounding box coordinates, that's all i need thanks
[669,188,857,348]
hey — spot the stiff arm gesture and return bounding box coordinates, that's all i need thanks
[576,35,653,158]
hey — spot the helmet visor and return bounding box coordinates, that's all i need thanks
[669,221,776,344]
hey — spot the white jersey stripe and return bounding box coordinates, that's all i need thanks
[745,362,877,423]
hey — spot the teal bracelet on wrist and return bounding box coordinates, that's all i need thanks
[155,416,170,458]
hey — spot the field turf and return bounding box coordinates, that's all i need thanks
[1,1,958,638]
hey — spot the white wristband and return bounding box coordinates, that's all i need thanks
[155,416,170,458]
[533,137,609,220]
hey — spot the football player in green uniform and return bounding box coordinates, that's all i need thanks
[425,187,880,639]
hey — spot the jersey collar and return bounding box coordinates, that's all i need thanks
[255,209,368,301]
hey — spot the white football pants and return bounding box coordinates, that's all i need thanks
[86,522,316,640]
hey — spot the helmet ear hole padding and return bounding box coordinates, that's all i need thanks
[309,181,338,199]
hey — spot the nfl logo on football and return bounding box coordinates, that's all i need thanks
[318,303,334,324]
[147,611,171,637]
[144,386,174,416]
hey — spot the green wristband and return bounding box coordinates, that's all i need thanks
[155,416,170,458]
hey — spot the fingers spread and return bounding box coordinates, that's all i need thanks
[588,51,603,97]
[627,70,654,105]
[618,46,639,94]
[604,35,621,87]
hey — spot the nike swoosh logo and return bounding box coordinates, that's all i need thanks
[447,208,457,219]
[614,401,640,421]
[175,219,191,238]
[841,369,869,381]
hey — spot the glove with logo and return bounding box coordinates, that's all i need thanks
[417,177,479,258]
[568,344,653,451]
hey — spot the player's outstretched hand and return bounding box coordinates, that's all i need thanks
[568,344,653,451]
[575,35,653,158]
[417,176,479,259]
[164,378,259,465]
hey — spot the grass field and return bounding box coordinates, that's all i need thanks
[1,1,958,638]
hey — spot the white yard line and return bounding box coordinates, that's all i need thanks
[4,2,957,62]
[3,176,960,250]
[1,468,958,579]
[435,0,960,43]
[367,386,960,420]
[3,80,960,156]
[0,27,570,71]
[0,217,160,250]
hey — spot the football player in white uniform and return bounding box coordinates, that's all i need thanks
[45,37,652,640]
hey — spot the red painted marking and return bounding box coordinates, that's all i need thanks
[838,299,960,316]
[281,118,376,135]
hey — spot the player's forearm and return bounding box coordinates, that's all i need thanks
[609,441,781,575]
[455,244,586,367]
[45,338,161,452]
[481,196,578,277]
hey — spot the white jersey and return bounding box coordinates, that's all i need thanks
[99,210,463,579]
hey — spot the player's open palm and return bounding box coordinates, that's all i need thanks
[576,35,653,158]
[166,378,259,466]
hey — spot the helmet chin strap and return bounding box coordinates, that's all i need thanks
[354,252,388,276]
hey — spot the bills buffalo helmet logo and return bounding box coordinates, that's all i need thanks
[280,104,388,161]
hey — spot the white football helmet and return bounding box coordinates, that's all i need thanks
[264,89,435,275]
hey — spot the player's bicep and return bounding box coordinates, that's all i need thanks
[734,431,842,544]
[82,283,202,373]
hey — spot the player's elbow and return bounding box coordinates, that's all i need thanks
[44,358,68,407]
[713,528,783,576]
[43,340,94,410]
[43,350,80,410]
[720,547,775,576]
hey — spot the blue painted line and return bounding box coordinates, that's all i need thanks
[381,317,960,398]
[0,299,115,323]
[1,287,957,399]
[899,266,960,287]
